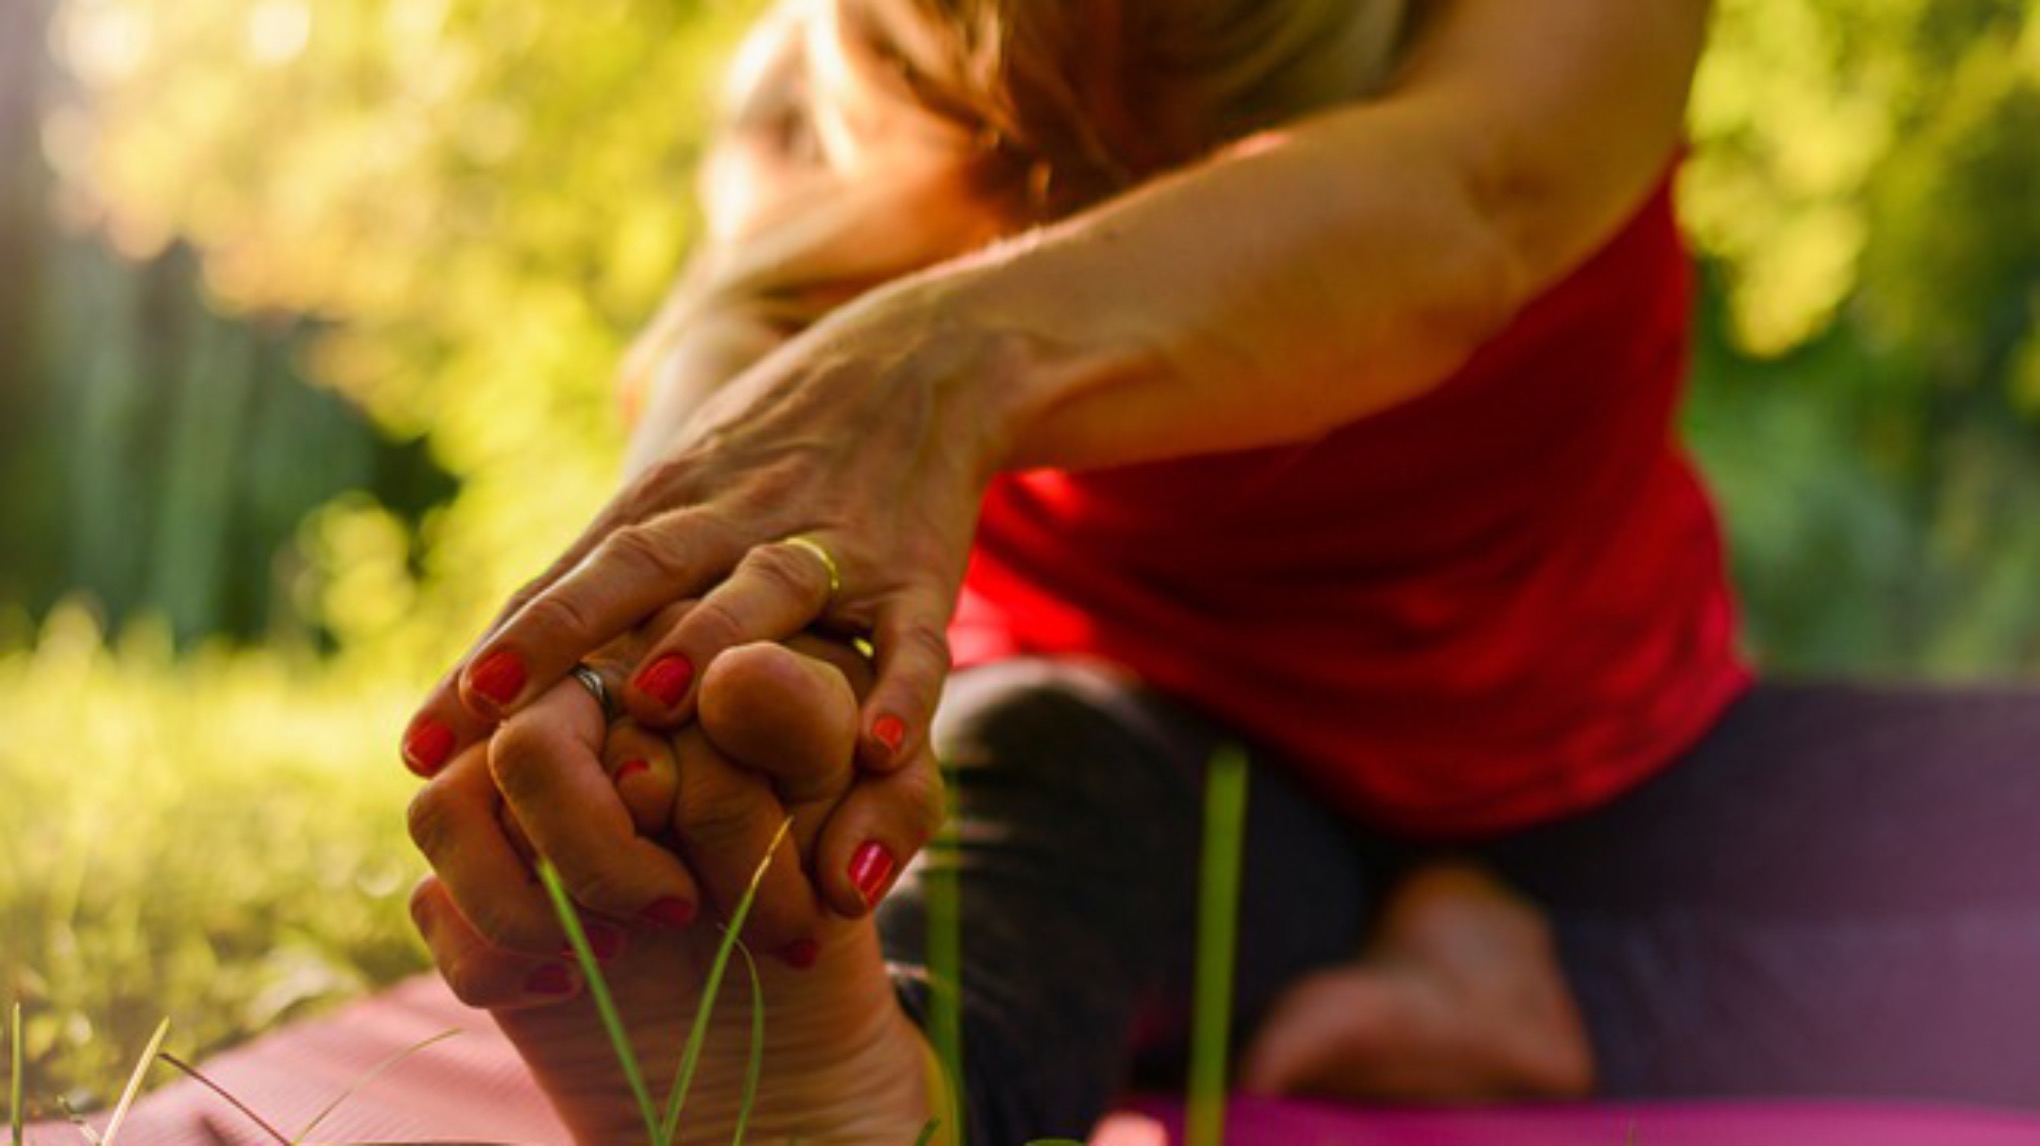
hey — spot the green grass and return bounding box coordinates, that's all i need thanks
[97,1017,168,1146]
[539,863,662,1144]
[290,1028,462,1145]
[1188,746,1250,1146]
[0,609,430,1113]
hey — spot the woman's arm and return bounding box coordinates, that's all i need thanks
[892,0,1713,470]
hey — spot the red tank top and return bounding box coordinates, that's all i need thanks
[950,175,1750,839]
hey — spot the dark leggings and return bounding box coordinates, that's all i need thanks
[878,659,2040,1145]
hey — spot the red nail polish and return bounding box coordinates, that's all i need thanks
[403,720,455,777]
[640,896,697,929]
[872,713,907,753]
[525,965,574,996]
[849,841,897,909]
[614,758,651,785]
[778,938,820,970]
[635,655,694,708]
[469,648,527,707]
[571,925,623,961]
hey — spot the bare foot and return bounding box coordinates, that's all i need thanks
[1237,863,1594,1103]
[491,645,946,1145]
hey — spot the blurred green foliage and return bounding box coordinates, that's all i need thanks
[1685,0,2040,673]
[23,0,765,668]
[0,0,2035,1109]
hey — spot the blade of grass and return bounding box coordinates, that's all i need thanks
[156,1054,291,1146]
[536,860,662,1146]
[55,1097,101,1146]
[924,788,965,1146]
[726,941,764,1146]
[912,1121,940,1146]
[657,816,794,1146]
[98,1016,169,1146]
[1186,745,1249,1146]
[289,1028,462,1145]
[10,1002,22,1146]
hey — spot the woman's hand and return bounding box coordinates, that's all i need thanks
[401,276,1021,786]
[409,622,945,990]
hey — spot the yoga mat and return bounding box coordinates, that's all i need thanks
[28,975,2040,1144]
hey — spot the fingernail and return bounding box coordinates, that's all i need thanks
[469,648,527,708]
[849,841,897,909]
[568,925,624,962]
[614,758,651,785]
[640,896,697,930]
[778,938,820,970]
[525,965,575,996]
[872,713,907,754]
[635,655,694,708]
[403,720,455,777]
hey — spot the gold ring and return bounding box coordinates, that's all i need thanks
[782,536,842,600]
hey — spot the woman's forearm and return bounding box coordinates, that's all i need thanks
[924,108,1523,472]
[902,0,1710,473]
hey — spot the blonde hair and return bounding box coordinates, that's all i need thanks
[838,0,1412,217]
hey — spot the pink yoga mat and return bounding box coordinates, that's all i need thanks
[30,974,2040,1144]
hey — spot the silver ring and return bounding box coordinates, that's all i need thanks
[569,662,619,723]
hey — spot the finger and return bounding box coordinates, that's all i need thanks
[603,719,680,836]
[696,641,862,806]
[856,592,954,775]
[410,876,583,1010]
[499,802,539,871]
[813,740,948,918]
[401,672,495,778]
[620,538,839,728]
[401,525,647,776]
[668,723,826,965]
[406,744,571,956]
[456,508,745,721]
[491,678,704,932]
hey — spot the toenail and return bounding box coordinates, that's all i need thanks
[640,897,696,930]
[577,924,624,961]
[849,841,897,909]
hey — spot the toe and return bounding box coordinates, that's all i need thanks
[697,642,861,806]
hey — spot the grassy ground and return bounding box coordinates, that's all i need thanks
[0,605,431,1115]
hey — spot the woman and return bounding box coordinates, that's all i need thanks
[401,0,2040,1142]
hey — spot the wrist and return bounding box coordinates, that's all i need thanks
[887,251,1160,478]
